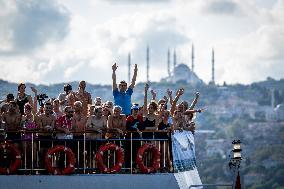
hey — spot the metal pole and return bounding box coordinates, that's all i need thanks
[31,133,34,173]
[131,133,133,174]
[83,132,86,174]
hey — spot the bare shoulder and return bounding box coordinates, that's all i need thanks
[27,94,32,100]
[37,114,44,120]
[34,114,40,121]
[16,113,21,119]
[2,112,8,119]
[51,114,56,120]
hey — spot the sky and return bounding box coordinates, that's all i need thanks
[0,0,283,85]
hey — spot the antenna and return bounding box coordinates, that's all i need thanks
[128,53,131,84]
[146,45,150,83]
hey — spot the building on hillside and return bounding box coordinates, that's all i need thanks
[161,63,204,86]
[274,104,284,121]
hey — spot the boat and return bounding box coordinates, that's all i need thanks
[0,130,202,189]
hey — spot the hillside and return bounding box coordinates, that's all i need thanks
[1,78,284,188]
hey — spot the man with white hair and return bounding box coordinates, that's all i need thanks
[73,101,87,139]
[94,97,102,106]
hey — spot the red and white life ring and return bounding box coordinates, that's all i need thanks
[0,142,21,174]
[136,143,160,173]
[45,145,75,175]
[95,143,124,173]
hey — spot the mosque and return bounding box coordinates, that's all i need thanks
[127,44,216,86]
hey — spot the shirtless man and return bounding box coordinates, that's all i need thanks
[75,81,92,116]
[2,101,22,140]
[88,105,95,117]
[66,92,76,108]
[53,99,63,119]
[72,101,87,139]
[55,106,74,169]
[73,101,87,169]
[58,84,73,112]
[107,106,126,138]
[0,94,15,113]
[37,101,56,169]
[1,101,22,170]
[86,106,107,140]
[85,106,107,168]
[37,102,55,136]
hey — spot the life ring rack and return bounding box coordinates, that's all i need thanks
[45,145,76,175]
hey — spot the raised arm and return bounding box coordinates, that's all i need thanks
[158,102,166,117]
[143,83,149,117]
[87,93,92,105]
[31,86,38,114]
[184,108,203,115]
[107,115,113,129]
[26,93,33,106]
[112,63,118,90]
[121,115,126,132]
[189,92,200,110]
[167,89,173,105]
[150,89,157,101]
[102,117,108,131]
[170,88,184,116]
[129,64,138,89]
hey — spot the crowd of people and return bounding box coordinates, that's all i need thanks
[0,63,203,173]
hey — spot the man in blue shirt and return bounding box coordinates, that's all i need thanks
[112,63,138,115]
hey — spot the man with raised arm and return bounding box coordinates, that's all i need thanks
[112,63,138,116]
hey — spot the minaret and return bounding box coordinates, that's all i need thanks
[191,44,194,72]
[128,52,131,84]
[167,48,171,77]
[173,49,177,68]
[271,89,275,108]
[146,45,149,83]
[211,48,215,85]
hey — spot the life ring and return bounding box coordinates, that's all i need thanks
[0,142,21,174]
[45,145,75,175]
[95,143,124,173]
[136,143,160,173]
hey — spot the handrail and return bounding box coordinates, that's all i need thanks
[189,184,233,188]
[0,130,173,175]
[0,130,170,133]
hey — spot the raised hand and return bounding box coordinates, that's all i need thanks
[30,86,37,94]
[134,64,138,72]
[151,89,156,97]
[163,95,168,102]
[144,83,149,91]
[167,89,172,97]
[177,88,184,96]
[112,63,118,72]
[195,92,200,98]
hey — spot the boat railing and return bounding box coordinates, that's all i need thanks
[0,129,173,175]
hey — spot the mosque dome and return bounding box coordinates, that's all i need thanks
[169,63,204,85]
